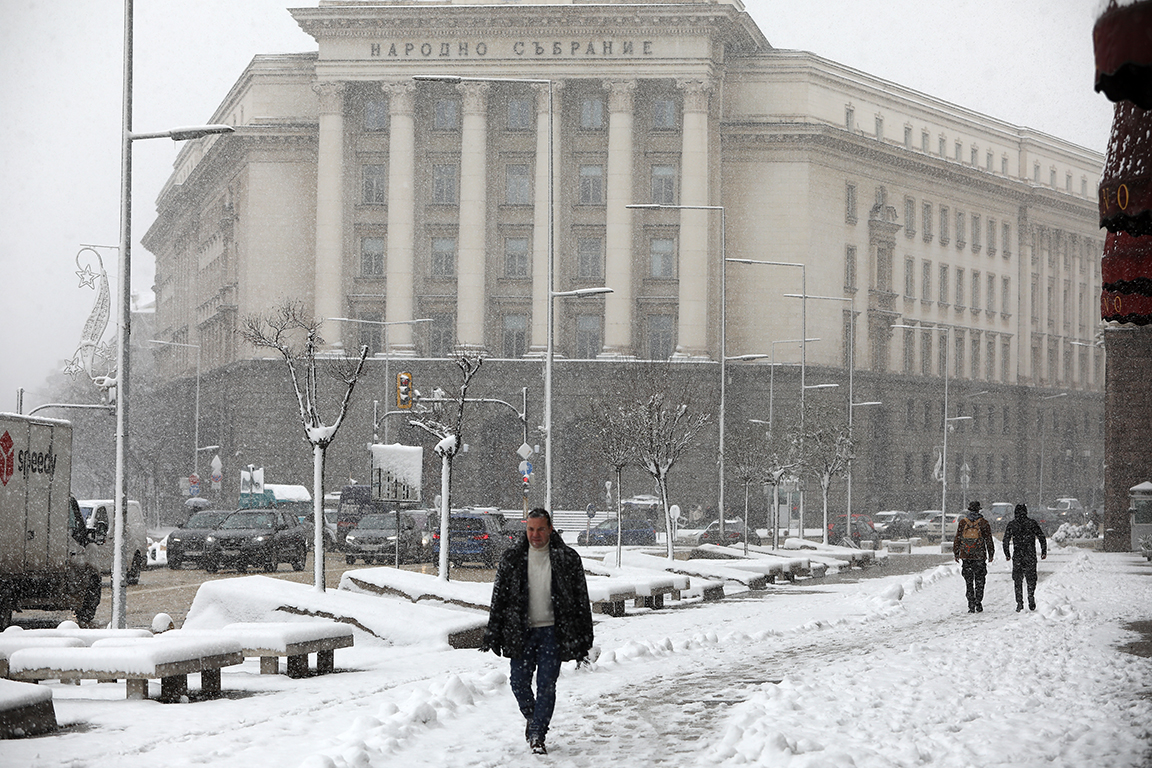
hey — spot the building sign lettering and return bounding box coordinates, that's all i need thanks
[369,39,655,59]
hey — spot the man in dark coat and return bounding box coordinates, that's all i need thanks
[481,508,593,755]
[954,500,995,613]
[1003,503,1048,611]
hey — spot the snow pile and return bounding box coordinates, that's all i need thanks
[1050,521,1099,545]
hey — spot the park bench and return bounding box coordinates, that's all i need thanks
[166,622,355,677]
[615,550,770,591]
[583,558,692,612]
[6,636,243,702]
[703,544,828,580]
[0,679,56,738]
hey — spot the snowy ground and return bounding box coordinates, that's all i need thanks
[2,546,1150,768]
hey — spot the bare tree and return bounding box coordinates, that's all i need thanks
[584,401,634,562]
[607,367,711,559]
[241,302,368,591]
[407,354,483,581]
[794,399,853,545]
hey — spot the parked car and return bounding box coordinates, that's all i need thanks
[987,502,1015,533]
[343,511,425,565]
[693,519,760,547]
[576,517,658,546]
[919,513,961,542]
[78,499,149,584]
[911,510,942,539]
[432,512,510,567]
[503,517,527,547]
[1046,498,1087,529]
[323,509,339,550]
[827,513,881,547]
[871,511,916,540]
[166,509,232,570]
[202,509,309,573]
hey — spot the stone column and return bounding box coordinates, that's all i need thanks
[529,81,561,355]
[383,81,417,354]
[675,78,713,359]
[313,81,346,341]
[601,79,637,358]
[456,81,490,354]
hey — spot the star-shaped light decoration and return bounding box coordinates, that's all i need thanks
[75,263,99,289]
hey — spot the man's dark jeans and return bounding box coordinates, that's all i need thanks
[1012,560,1038,607]
[961,558,988,608]
[510,626,561,742]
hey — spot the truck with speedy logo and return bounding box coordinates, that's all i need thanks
[0,412,101,628]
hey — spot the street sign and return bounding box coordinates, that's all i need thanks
[189,473,200,497]
[517,442,533,460]
[518,460,532,476]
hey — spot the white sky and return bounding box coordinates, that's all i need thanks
[0,0,1114,412]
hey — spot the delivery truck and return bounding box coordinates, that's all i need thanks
[0,412,102,628]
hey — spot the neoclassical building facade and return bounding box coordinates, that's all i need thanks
[143,0,1105,520]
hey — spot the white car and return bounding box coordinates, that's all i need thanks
[77,499,149,584]
[919,513,960,542]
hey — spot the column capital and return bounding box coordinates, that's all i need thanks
[457,80,491,114]
[312,81,347,114]
[603,79,638,113]
[381,80,417,115]
[676,78,713,112]
[533,80,564,114]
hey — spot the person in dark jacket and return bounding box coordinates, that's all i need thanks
[953,500,995,613]
[1002,503,1047,612]
[481,508,593,755]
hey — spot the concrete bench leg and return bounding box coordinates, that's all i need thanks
[286,654,309,679]
[125,679,148,700]
[201,668,222,696]
[316,649,335,675]
[260,656,280,675]
[159,674,188,703]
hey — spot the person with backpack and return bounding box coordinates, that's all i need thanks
[953,500,995,612]
[1002,503,1047,611]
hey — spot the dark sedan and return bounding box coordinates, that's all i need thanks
[577,517,658,546]
[166,509,233,570]
[202,509,308,573]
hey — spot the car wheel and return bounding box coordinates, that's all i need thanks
[75,572,101,627]
[292,548,306,571]
[345,555,356,565]
[262,553,276,573]
[204,560,219,573]
[237,561,247,574]
[126,551,143,585]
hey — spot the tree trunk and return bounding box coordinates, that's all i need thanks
[313,443,326,590]
[438,451,452,581]
[657,474,674,560]
[821,475,831,545]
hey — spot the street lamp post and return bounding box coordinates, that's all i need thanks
[112,0,234,629]
[630,204,725,535]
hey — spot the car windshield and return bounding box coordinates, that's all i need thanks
[220,512,276,530]
[357,513,399,530]
[186,511,229,528]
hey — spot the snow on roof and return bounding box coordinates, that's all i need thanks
[264,484,311,502]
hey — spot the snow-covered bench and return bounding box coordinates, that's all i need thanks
[781,538,884,568]
[701,544,828,579]
[0,637,85,679]
[6,636,244,702]
[615,550,771,591]
[584,576,639,617]
[583,558,695,611]
[165,622,355,677]
[0,679,56,738]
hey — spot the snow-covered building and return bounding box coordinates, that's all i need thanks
[142,0,1104,520]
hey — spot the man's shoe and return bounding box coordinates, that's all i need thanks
[968,605,975,613]
[530,736,547,755]
[975,602,983,613]
[525,721,531,744]
[1016,603,1023,612]
[1028,600,1036,611]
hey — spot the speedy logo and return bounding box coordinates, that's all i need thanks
[0,430,13,486]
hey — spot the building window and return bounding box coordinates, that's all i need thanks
[653,99,677,130]
[1002,222,1012,256]
[987,340,997,381]
[988,218,997,255]
[875,115,884,139]
[579,164,604,205]
[904,257,916,298]
[956,267,965,307]
[357,311,382,355]
[580,98,604,130]
[904,197,916,237]
[432,164,457,204]
[846,183,858,224]
[921,331,933,376]
[576,314,601,359]
[904,125,913,148]
[1050,168,1058,187]
[507,98,533,130]
[971,146,978,166]
[504,236,529,278]
[987,273,996,312]
[955,333,966,378]
[427,313,455,358]
[506,164,531,205]
[955,141,962,161]
[972,214,981,252]
[922,202,933,242]
[650,237,676,279]
[651,164,677,205]
[647,314,675,360]
[845,105,854,130]
[1002,156,1010,175]
[1033,163,1041,183]
[986,151,993,171]
[972,270,981,311]
[955,210,966,248]
[577,236,603,279]
[364,99,388,132]
[1002,276,1011,314]
[433,98,459,131]
[922,259,932,300]
[939,136,946,156]
[361,236,385,277]
[972,337,981,378]
[845,245,857,290]
[1081,177,1089,196]
[431,236,456,278]
[363,164,387,204]
[940,205,950,245]
[903,328,915,373]
[502,314,528,358]
[939,264,950,304]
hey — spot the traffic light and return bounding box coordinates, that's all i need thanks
[396,372,413,409]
